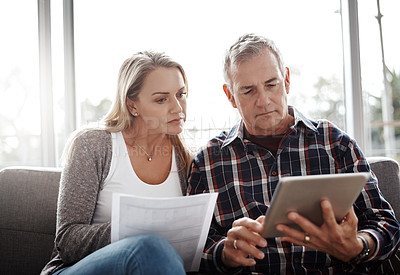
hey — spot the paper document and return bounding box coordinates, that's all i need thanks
[111,192,218,272]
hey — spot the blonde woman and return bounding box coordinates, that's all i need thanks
[42,51,192,275]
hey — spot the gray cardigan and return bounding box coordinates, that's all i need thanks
[41,129,188,275]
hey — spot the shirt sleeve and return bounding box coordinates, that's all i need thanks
[55,130,112,264]
[341,136,400,262]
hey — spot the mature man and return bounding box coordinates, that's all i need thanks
[188,34,400,274]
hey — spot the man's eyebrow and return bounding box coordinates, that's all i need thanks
[239,85,254,91]
[239,77,279,91]
[265,77,279,84]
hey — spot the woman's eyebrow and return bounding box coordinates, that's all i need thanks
[152,86,185,96]
[151,91,169,96]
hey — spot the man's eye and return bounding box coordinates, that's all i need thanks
[244,89,253,95]
[267,81,280,88]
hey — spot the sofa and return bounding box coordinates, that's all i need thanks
[0,157,400,275]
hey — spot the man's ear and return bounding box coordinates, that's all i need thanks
[223,84,237,108]
[284,67,290,94]
[126,97,137,116]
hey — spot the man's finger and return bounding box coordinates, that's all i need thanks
[232,217,263,233]
[321,200,338,228]
[284,212,321,237]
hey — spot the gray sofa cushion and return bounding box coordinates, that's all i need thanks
[368,156,400,217]
[0,167,61,275]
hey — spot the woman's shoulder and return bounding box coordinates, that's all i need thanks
[74,128,111,143]
[67,127,110,145]
[62,127,113,164]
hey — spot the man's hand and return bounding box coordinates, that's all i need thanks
[222,216,268,268]
[277,200,374,262]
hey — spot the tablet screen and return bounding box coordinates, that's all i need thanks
[261,172,370,238]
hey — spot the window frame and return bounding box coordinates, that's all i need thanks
[39,0,366,166]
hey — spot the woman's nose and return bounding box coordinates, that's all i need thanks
[171,98,183,113]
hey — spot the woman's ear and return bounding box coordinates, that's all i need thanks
[223,84,237,108]
[126,97,137,116]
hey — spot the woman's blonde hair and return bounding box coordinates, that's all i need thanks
[64,51,193,173]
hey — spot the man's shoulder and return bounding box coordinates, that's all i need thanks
[201,130,230,147]
[307,119,355,145]
[293,107,344,134]
[194,131,230,158]
[313,119,347,135]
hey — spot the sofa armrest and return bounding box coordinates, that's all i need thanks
[0,166,61,275]
[367,157,400,217]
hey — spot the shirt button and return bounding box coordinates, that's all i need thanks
[271,171,277,176]
[294,258,300,263]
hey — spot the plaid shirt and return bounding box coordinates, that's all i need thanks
[188,107,400,274]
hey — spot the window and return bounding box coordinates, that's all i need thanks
[358,0,400,159]
[3,0,399,168]
[73,0,344,149]
[0,1,40,167]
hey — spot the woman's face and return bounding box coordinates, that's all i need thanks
[128,67,187,136]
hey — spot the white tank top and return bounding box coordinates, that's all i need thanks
[92,131,182,224]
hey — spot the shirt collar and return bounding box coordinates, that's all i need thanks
[290,106,318,133]
[221,119,245,149]
[221,106,318,149]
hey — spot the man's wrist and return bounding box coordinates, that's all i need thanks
[215,241,242,274]
[348,234,370,265]
[359,232,377,259]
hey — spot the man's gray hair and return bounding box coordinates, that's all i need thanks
[223,34,286,87]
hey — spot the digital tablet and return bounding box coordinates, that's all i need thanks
[261,172,370,238]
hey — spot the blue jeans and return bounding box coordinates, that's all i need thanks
[53,234,185,275]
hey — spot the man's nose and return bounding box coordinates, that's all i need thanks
[256,90,271,107]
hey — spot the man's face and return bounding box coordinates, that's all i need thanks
[224,48,291,136]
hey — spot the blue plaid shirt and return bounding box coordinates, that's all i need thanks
[188,107,400,274]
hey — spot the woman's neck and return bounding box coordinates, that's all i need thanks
[123,126,170,158]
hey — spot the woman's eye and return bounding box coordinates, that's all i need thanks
[177,92,187,98]
[156,98,167,103]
